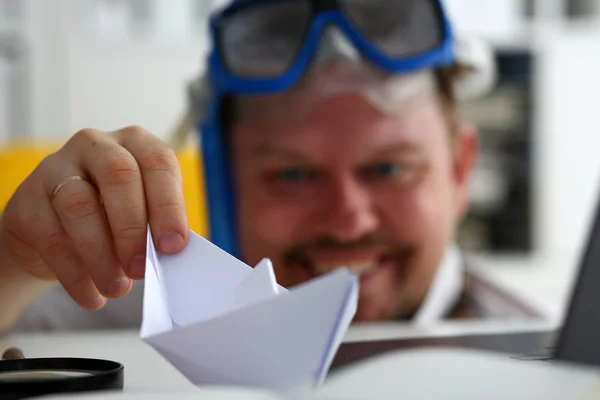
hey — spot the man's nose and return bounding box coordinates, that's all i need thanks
[316,174,379,242]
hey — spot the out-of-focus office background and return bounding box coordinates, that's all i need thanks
[1,0,600,321]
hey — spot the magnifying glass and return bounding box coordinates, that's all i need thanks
[0,347,124,400]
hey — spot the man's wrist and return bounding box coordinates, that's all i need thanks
[0,214,57,333]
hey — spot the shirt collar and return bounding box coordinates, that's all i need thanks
[412,245,464,325]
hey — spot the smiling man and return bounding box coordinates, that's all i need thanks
[226,66,474,321]
[0,0,542,333]
[196,0,487,322]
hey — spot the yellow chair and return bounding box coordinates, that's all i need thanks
[0,144,208,237]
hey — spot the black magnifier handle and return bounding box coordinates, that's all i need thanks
[2,347,25,361]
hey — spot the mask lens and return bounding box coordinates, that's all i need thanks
[340,0,444,58]
[219,0,312,78]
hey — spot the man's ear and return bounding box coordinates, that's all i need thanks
[452,123,479,219]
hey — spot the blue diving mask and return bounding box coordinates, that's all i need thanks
[198,0,459,257]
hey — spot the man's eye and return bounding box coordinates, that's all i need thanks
[276,169,311,183]
[362,163,402,179]
[358,161,425,187]
[373,163,401,178]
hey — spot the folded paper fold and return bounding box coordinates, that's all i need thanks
[141,228,358,395]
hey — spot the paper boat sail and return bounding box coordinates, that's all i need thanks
[140,229,358,395]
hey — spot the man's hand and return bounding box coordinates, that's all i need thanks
[0,126,189,310]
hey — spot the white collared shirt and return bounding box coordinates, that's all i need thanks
[413,245,464,324]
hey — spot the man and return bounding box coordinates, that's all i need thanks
[0,0,541,332]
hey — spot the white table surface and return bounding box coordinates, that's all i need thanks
[0,319,559,395]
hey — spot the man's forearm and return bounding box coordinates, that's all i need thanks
[0,214,56,333]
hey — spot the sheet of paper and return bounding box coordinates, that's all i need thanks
[139,229,173,338]
[140,228,358,396]
[232,258,284,309]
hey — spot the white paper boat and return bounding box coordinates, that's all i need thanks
[140,228,358,396]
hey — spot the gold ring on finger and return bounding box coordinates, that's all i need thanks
[51,175,86,200]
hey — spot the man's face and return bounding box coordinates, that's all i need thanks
[229,73,477,321]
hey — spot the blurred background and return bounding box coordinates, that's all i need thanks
[1,0,600,322]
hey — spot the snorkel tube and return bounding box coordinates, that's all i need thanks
[197,75,240,257]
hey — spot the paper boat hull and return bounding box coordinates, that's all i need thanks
[145,270,357,395]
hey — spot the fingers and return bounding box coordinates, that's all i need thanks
[19,171,107,309]
[4,125,187,311]
[36,221,107,311]
[116,126,189,255]
[67,128,150,280]
[62,127,188,280]
[45,163,132,299]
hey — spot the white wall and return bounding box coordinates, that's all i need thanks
[22,0,71,138]
[65,38,206,142]
[23,0,214,142]
[533,24,600,262]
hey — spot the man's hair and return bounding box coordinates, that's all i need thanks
[433,66,462,140]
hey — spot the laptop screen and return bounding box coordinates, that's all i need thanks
[555,194,600,366]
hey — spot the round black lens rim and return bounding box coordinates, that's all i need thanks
[216,0,314,79]
[339,0,446,59]
[0,357,124,400]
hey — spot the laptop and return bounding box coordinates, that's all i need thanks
[331,192,600,371]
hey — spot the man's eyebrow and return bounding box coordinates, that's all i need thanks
[368,142,425,157]
[249,141,424,161]
[251,143,313,162]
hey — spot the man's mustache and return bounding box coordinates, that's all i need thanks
[283,234,407,265]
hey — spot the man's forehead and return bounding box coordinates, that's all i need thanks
[232,92,448,164]
[233,87,444,144]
